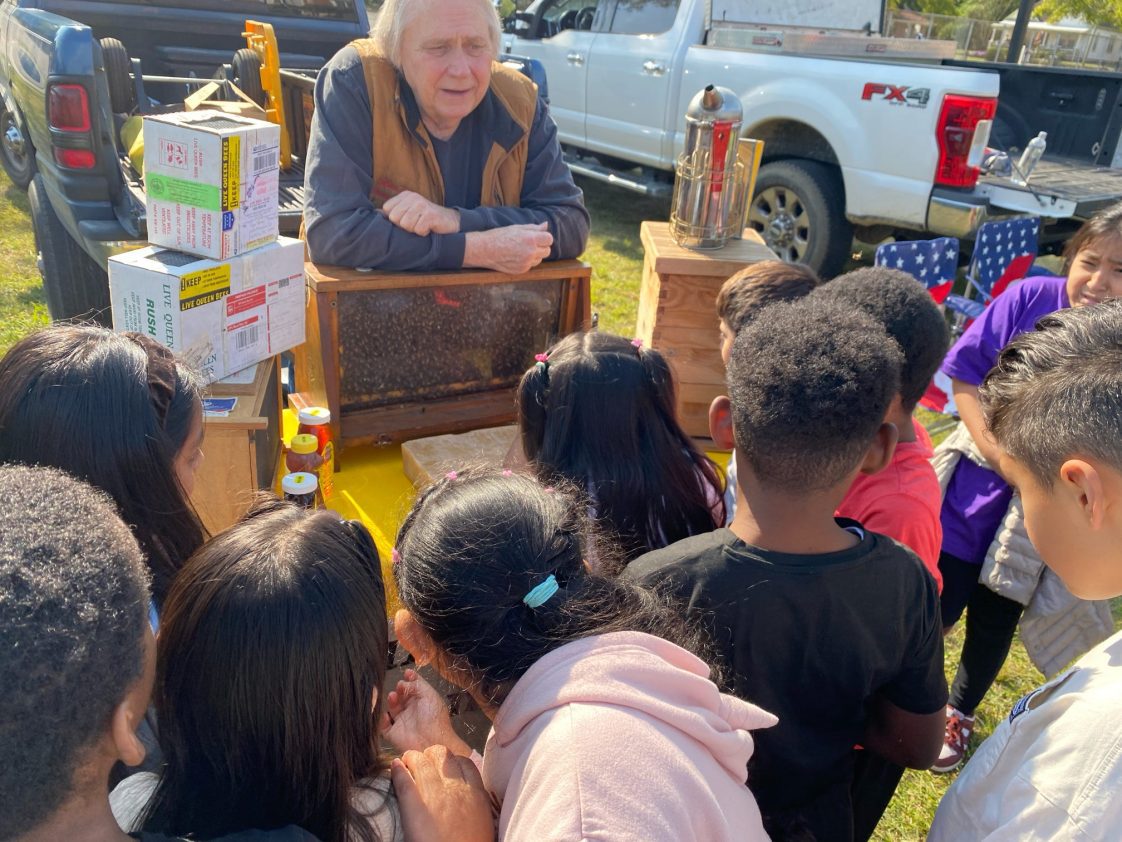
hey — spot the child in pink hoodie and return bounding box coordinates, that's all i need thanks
[384,468,776,842]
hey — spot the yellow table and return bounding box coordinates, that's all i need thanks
[282,412,732,613]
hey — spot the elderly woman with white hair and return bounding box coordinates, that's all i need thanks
[303,0,590,273]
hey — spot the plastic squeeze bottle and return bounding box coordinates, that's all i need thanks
[1012,131,1047,186]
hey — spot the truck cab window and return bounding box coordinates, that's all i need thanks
[536,0,602,38]
[106,0,359,21]
[608,0,679,35]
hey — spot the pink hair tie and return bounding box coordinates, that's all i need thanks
[391,548,401,565]
[502,469,513,477]
[534,353,549,363]
[446,470,458,480]
[631,338,643,349]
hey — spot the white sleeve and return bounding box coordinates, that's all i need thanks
[109,771,159,832]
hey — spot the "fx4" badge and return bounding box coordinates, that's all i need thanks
[861,83,930,108]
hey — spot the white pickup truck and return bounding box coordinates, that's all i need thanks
[503,0,1122,276]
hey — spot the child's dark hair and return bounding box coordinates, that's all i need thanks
[518,331,723,560]
[140,497,393,842]
[727,298,903,493]
[1062,200,1122,273]
[394,468,721,706]
[981,300,1122,488]
[716,260,820,334]
[0,324,206,607]
[812,266,949,411]
[0,465,150,840]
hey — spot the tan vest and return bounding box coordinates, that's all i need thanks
[350,39,536,209]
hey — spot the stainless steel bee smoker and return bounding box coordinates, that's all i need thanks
[670,84,758,250]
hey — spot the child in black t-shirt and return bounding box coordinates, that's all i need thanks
[625,297,948,842]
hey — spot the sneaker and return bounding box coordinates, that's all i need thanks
[931,705,975,773]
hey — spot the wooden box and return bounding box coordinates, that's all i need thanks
[295,260,592,447]
[636,222,777,439]
[189,357,283,534]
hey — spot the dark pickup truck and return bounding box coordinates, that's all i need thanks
[0,0,374,323]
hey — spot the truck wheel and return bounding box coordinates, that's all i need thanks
[101,38,137,114]
[232,49,266,107]
[748,159,852,278]
[28,175,112,326]
[0,103,36,190]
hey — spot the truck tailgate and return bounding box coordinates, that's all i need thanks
[133,164,306,239]
[978,158,1122,222]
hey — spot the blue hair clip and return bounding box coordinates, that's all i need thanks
[523,573,560,609]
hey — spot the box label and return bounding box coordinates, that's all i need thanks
[148,173,220,211]
[180,265,232,311]
[222,135,241,211]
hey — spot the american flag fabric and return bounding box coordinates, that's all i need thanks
[875,236,959,304]
[969,216,1040,300]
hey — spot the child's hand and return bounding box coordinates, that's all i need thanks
[391,745,495,842]
[382,668,472,757]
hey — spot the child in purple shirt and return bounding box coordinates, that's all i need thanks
[933,204,1122,773]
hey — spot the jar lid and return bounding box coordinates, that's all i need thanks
[298,406,331,425]
[282,471,318,495]
[289,433,319,454]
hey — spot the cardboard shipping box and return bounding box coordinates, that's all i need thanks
[143,110,280,260]
[109,237,305,384]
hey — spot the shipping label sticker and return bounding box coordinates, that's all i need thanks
[222,135,241,211]
[179,265,231,311]
[148,173,221,211]
[251,143,279,174]
[265,274,306,353]
[224,284,268,372]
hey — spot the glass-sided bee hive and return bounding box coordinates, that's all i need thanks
[296,260,592,447]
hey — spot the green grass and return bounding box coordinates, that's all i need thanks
[0,166,1117,838]
[575,174,671,336]
[0,174,49,353]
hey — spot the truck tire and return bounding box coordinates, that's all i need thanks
[0,102,36,190]
[28,175,112,326]
[748,159,852,279]
[232,49,266,107]
[101,38,137,114]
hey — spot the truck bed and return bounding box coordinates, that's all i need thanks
[978,157,1122,230]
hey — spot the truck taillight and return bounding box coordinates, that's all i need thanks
[48,84,91,132]
[935,94,996,189]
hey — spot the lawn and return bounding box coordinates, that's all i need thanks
[0,166,1115,839]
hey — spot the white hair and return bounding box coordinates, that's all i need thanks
[370,0,502,68]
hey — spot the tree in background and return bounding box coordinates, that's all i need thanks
[1035,0,1122,30]
[888,0,960,15]
[959,0,1023,21]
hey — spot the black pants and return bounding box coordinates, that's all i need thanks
[938,551,1026,715]
[850,750,905,841]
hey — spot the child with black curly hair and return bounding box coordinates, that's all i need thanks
[626,297,948,842]
[0,465,155,842]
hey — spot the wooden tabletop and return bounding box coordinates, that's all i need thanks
[304,258,592,292]
[640,221,776,276]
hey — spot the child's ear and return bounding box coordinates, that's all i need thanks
[1059,459,1107,528]
[858,422,899,476]
[394,609,437,667]
[110,629,156,768]
[709,395,736,451]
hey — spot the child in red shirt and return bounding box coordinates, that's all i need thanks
[811,266,950,839]
[813,266,949,591]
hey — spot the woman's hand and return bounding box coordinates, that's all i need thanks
[391,745,495,842]
[382,669,472,757]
